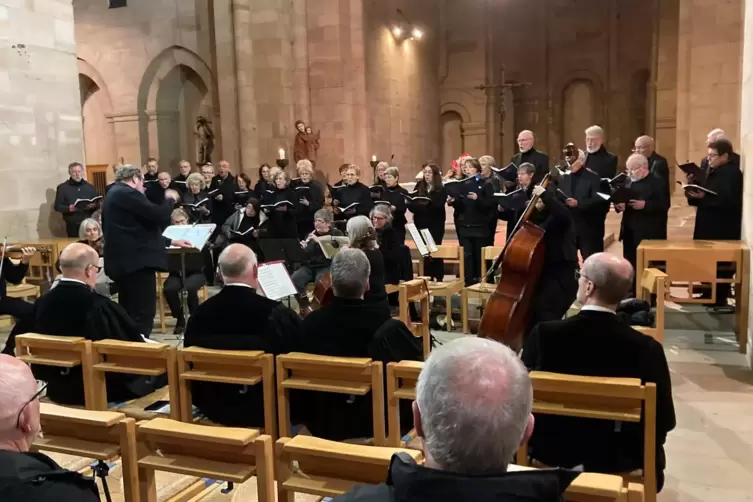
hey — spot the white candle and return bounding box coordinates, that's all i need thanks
[371,154,377,162]
[279,148,286,159]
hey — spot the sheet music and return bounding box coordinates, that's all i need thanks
[420,229,439,253]
[257,261,298,300]
[162,223,216,250]
[406,223,429,257]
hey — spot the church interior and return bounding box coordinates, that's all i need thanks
[3,0,753,500]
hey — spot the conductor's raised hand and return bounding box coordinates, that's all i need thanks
[164,189,180,202]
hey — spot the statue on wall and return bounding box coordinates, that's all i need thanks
[293,120,320,165]
[195,116,214,165]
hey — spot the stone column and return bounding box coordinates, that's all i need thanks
[232,0,259,175]
[0,0,83,238]
[483,0,500,160]
[214,0,241,171]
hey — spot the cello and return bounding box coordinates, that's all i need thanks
[477,156,567,351]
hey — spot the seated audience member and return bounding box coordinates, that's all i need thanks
[23,243,165,406]
[77,218,113,297]
[292,209,343,313]
[299,248,421,441]
[523,252,675,491]
[163,209,206,335]
[183,244,302,427]
[0,246,36,356]
[334,337,577,502]
[0,355,100,501]
[346,216,389,316]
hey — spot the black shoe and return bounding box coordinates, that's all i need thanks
[173,324,185,335]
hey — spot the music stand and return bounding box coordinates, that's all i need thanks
[165,246,202,341]
[259,239,308,267]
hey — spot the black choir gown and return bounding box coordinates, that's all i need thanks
[182,190,213,224]
[291,180,325,240]
[379,185,409,243]
[262,187,299,240]
[331,182,373,225]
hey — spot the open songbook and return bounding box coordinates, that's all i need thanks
[181,198,209,209]
[677,162,707,184]
[494,188,527,211]
[261,200,294,209]
[601,172,627,185]
[229,226,255,237]
[316,235,350,259]
[404,193,432,204]
[208,188,220,196]
[294,186,310,192]
[162,223,216,250]
[406,222,438,257]
[677,182,718,196]
[73,196,102,207]
[336,202,360,212]
[490,163,516,174]
[444,177,480,198]
[257,260,298,301]
[597,186,636,204]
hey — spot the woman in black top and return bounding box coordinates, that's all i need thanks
[346,215,389,317]
[331,165,373,227]
[262,170,298,239]
[292,160,325,240]
[234,172,252,208]
[182,172,212,223]
[380,167,409,243]
[253,163,274,200]
[411,162,447,281]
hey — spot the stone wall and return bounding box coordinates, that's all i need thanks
[0,0,83,238]
[741,0,753,362]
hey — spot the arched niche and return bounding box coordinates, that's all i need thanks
[440,111,465,172]
[77,58,115,168]
[551,70,605,149]
[631,69,650,138]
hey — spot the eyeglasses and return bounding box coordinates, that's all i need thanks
[87,263,102,273]
[372,215,387,221]
[16,381,48,428]
[574,269,591,282]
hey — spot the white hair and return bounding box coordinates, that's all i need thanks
[626,153,649,169]
[416,337,532,475]
[707,128,726,141]
[370,204,393,225]
[346,215,378,250]
[585,125,605,137]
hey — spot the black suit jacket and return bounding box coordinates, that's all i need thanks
[183,285,303,427]
[209,173,237,226]
[557,168,602,233]
[512,148,550,184]
[522,310,675,491]
[647,152,670,205]
[688,161,743,240]
[532,188,578,267]
[103,182,174,279]
[618,175,668,242]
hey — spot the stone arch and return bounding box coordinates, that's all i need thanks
[439,102,472,124]
[77,58,116,168]
[439,102,471,169]
[551,70,605,149]
[137,46,215,168]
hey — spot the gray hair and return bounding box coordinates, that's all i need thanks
[296,159,313,173]
[186,172,206,190]
[78,218,101,241]
[376,161,389,172]
[370,204,393,225]
[314,208,333,224]
[585,125,605,137]
[582,253,635,305]
[331,248,370,299]
[218,244,258,279]
[479,155,496,167]
[416,337,532,475]
[115,165,142,182]
[346,215,378,250]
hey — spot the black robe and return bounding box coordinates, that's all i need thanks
[0,450,100,502]
[291,180,325,237]
[379,185,409,242]
[511,148,551,184]
[331,182,373,222]
[262,187,298,239]
[183,285,303,427]
[648,152,671,239]
[173,173,190,195]
[209,173,237,228]
[182,190,212,224]
[24,280,157,406]
[363,248,389,315]
[688,161,743,240]
[409,182,447,243]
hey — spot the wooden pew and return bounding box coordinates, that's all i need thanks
[276,353,386,445]
[385,360,423,447]
[634,267,668,344]
[177,346,277,438]
[518,371,657,502]
[91,340,180,420]
[137,417,274,502]
[418,245,464,330]
[15,333,96,409]
[32,403,139,502]
[276,435,636,502]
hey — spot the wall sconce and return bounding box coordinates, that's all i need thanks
[391,9,423,42]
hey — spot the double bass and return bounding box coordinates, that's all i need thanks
[477,145,574,351]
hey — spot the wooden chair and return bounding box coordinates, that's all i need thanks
[6,278,41,300]
[509,464,644,502]
[461,245,504,333]
[392,279,432,358]
[518,371,658,502]
[275,435,422,501]
[90,340,180,420]
[177,346,277,438]
[137,417,274,502]
[276,353,386,445]
[32,403,139,502]
[15,333,96,409]
[386,360,423,446]
[634,267,668,344]
[418,245,464,330]
[156,272,209,333]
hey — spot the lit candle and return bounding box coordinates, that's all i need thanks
[279,148,285,160]
[371,154,377,162]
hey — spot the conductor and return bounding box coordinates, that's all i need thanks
[103,165,191,337]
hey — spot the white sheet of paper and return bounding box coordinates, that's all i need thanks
[406,223,429,257]
[257,262,298,301]
[420,229,439,253]
[162,223,216,250]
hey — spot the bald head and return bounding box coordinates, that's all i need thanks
[634,135,655,158]
[59,243,99,286]
[218,244,258,286]
[0,355,41,449]
[578,252,634,308]
[517,130,535,153]
[626,153,649,181]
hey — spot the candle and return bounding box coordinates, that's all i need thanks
[371,154,377,162]
[279,148,285,160]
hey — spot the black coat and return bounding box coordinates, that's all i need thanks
[54,179,99,227]
[618,175,668,243]
[209,173,237,226]
[262,187,298,239]
[291,180,325,225]
[182,190,213,224]
[380,185,409,237]
[332,182,373,220]
[363,248,389,313]
[173,173,189,195]
[254,179,274,200]
[25,280,152,406]
[450,177,496,238]
[0,451,100,502]
[688,161,743,240]
[511,148,551,184]
[522,310,676,491]
[0,258,28,298]
[585,146,618,213]
[377,226,404,285]
[333,453,578,502]
[409,182,447,239]
[103,182,174,279]
[556,168,603,235]
[647,152,670,205]
[531,188,578,267]
[184,285,302,427]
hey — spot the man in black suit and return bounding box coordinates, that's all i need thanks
[557,148,603,259]
[511,130,550,184]
[54,162,100,237]
[103,166,191,336]
[615,154,669,285]
[699,128,740,172]
[584,125,619,249]
[523,252,675,492]
[183,244,302,428]
[634,135,670,239]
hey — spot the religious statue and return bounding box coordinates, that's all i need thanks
[195,116,215,165]
[293,120,320,165]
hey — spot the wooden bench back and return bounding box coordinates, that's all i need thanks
[480,246,504,283]
[15,333,95,409]
[397,279,431,358]
[33,403,139,502]
[386,361,423,446]
[136,417,274,502]
[521,371,657,502]
[177,346,277,438]
[91,340,179,419]
[636,267,668,344]
[276,435,422,501]
[276,353,386,445]
[418,245,464,281]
